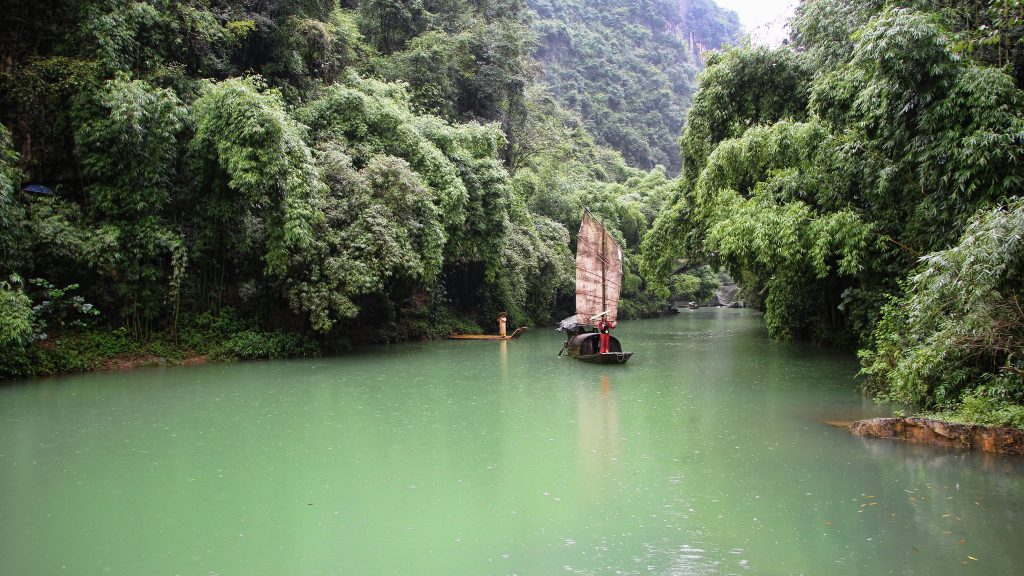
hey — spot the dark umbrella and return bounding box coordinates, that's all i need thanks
[21,184,54,195]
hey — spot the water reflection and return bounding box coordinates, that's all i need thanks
[576,373,621,498]
[854,434,1024,475]
[499,340,508,384]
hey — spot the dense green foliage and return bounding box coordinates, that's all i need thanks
[0,277,34,354]
[529,0,740,173]
[670,264,722,305]
[860,198,1024,421]
[0,0,712,378]
[641,0,1024,424]
[0,127,21,264]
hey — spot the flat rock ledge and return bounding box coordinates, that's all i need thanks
[846,417,1024,455]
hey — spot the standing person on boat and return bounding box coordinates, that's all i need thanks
[498,312,507,338]
[597,314,616,353]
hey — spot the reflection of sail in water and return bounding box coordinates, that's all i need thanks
[576,373,621,495]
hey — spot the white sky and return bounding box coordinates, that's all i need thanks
[713,0,800,45]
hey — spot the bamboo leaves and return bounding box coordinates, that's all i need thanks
[190,77,325,278]
[73,76,185,217]
[862,198,1024,416]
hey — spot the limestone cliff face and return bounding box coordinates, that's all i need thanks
[848,417,1024,455]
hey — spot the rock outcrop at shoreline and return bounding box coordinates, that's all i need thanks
[846,417,1024,455]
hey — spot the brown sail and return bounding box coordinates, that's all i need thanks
[575,209,623,326]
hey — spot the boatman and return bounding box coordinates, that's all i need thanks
[498,312,507,338]
[597,314,616,354]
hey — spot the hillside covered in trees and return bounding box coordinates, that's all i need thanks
[2,0,1022,431]
[641,0,1024,425]
[530,0,740,173]
[0,0,738,377]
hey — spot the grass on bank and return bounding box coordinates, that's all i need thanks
[921,392,1024,429]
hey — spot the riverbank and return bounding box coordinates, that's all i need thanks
[0,311,321,381]
[1,301,685,382]
[834,417,1024,455]
[1,330,222,380]
[96,352,209,372]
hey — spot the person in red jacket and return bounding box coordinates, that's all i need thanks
[597,314,616,354]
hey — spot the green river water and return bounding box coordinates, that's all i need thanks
[2,309,1023,575]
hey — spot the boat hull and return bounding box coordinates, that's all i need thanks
[574,351,633,364]
[563,332,632,364]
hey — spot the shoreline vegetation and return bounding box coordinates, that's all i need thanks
[2,1,1023,439]
[0,310,318,380]
[3,303,685,382]
[638,1,1024,433]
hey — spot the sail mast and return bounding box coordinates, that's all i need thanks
[601,223,606,313]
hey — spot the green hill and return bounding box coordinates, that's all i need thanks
[529,0,741,174]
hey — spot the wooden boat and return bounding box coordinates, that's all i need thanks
[557,209,633,364]
[563,332,632,363]
[448,327,526,341]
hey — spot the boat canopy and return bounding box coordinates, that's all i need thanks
[556,314,585,332]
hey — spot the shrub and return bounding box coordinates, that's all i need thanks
[930,391,1024,429]
[213,330,319,361]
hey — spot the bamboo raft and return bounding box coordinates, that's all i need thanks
[448,327,527,341]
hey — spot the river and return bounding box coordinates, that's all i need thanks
[2,309,1022,575]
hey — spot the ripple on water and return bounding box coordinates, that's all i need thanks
[630,539,751,576]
